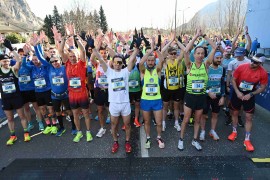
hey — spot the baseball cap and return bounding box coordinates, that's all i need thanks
[252,53,265,63]
[234,47,246,57]
[0,54,10,60]
[214,51,222,57]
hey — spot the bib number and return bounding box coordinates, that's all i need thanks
[191,80,204,93]
[34,78,46,88]
[2,82,16,93]
[52,76,64,86]
[129,80,139,88]
[69,77,81,89]
[168,76,179,86]
[209,87,221,93]
[112,78,126,91]
[239,81,254,91]
[18,75,31,84]
[146,84,158,96]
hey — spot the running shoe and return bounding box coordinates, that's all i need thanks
[225,116,232,126]
[122,125,125,131]
[94,115,99,121]
[106,116,111,124]
[86,131,93,142]
[125,141,132,153]
[6,135,17,145]
[199,131,206,141]
[174,124,181,132]
[244,140,254,152]
[73,131,83,142]
[55,128,66,137]
[51,126,58,135]
[192,140,202,151]
[38,121,44,131]
[152,118,157,126]
[66,116,71,122]
[24,132,31,142]
[178,139,184,150]
[71,129,77,135]
[43,126,52,134]
[111,142,119,153]
[96,128,106,138]
[145,139,151,149]
[238,116,244,127]
[134,119,141,128]
[89,113,93,120]
[162,122,166,132]
[228,132,237,141]
[209,130,220,140]
[188,118,194,126]
[157,138,165,149]
[27,122,34,131]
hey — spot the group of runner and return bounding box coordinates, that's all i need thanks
[0,24,267,153]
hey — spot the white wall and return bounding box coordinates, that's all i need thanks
[246,0,270,48]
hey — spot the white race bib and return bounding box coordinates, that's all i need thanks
[52,76,64,85]
[98,77,108,85]
[239,82,254,91]
[34,78,46,88]
[69,78,81,88]
[145,84,158,96]
[168,76,179,85]
[129,80,139,88]
[2,82,16,93]
[209,87,221,93]
[111,78,125,91]
[192,82,204,90]
[18,75,31,83]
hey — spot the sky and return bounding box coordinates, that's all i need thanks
[26,0,217,31]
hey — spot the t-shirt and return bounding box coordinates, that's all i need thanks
[105,66,130,103]
[66,60,87,93]
[227,57,251,73]
[233,63,268,92]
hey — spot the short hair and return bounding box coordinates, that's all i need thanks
[18,48,24,53]
[168,47,177,53]
[112,54,124,61]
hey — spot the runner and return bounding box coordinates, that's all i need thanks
[228,53,268,152]
[59,24,92,142]
[92,36,139,153]
[0,38,31,145]
[139,37,165,149]
[178,29,216,151]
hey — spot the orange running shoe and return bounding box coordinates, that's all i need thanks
[228,132,237,141]
[111,142,119,153]
[125,141,132,153]
[244,140,254,152]
[6,136,17,145]
[24,132,31,142]
[134,119,141,128]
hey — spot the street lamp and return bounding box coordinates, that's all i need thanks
[178,7,190,33]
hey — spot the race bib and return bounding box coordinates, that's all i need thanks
[129,80,139,88]
[168,76,179,85]
[18,75,31,83]
[98,76,108,85]
[2,82,16,93]
[239,81,254,91]
[145,84,158,96]
[112,77,125,91]
[69,77,81,89]
[52,76,64,85]
[192,81,204,90]
[209,87,221,93]
[34,78,46,88]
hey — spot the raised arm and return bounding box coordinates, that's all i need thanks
[92,48,108,72]
[127,48,139,72]
[59,36,69,63]
[161,31,175,55]
[231,27,241,52]
[244,26,251,52]
[185,29,201,53]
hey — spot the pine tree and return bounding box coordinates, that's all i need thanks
[93,10,100,34]
[52,6,64,35]
[42,15,54,43]
[99,6,108,33]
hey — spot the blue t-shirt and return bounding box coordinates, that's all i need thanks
[18,57,35,91]
[49,65,68,100]
[207,65,225,96]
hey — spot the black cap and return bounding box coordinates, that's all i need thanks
[0,54,10,60]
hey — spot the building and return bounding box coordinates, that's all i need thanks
[246,0,270,56]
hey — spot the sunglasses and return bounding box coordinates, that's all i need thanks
[50,60,59,63]
[114,61,123,65]
[170,52,177,55]
[251,59,261,65]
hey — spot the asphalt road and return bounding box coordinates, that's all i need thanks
[0,103,270,179]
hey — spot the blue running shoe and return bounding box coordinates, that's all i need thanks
[38,121,44,131]
[106,116,111,124]
[56,128,66,137]
[27,122,34,131]
[71,129,77,135]
[95,115,99,121]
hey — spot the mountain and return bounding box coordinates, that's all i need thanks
[0,0,43,31]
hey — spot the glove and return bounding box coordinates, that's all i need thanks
[4,39,14,51]
[86,35,95,48]
[135,37,142,49]
[178,36,182,43]
[134,28,138,38]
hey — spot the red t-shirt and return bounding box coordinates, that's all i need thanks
[66,60,87,92]
[233,63,268,91]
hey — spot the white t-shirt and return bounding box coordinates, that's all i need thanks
[227,57,251,73]
[105,66,130,103]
